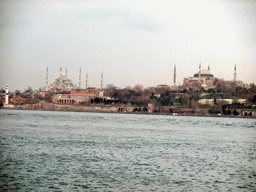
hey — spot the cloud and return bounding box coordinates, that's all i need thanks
[1,0,256,91]
[116,20,161,33]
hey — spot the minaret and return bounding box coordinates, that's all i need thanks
[101,73,103,89]
[46,67,48,91]
[79,68,81,89]
[5,84,9,105]
[60,67,63,88]
[208,65,210,71]
[199,63,201,83]
[60,66,62,77]
[234,65,237,82]
[66,68,68,76]
[173,64,176,89]
[86,73,88,89]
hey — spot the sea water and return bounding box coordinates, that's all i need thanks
[0,109,255,191]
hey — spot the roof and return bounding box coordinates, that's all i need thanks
[72,92,96,97]
[12,98,39,101]
[86,89,104,92]
[130,89,146,93]
[194,69,214,77]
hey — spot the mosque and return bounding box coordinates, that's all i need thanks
[181,64,237,91]
[45,67,104,92]
[183,64,217,90]
[47,67,78,91]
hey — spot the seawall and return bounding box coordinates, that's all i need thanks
[2,102,256,118]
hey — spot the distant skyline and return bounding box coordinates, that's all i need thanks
[1,0,256,91]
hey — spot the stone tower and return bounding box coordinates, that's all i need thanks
[5,84,9,105]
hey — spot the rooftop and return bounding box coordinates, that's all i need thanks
[194,69,214,78]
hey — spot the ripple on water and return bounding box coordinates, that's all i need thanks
[0,110,255,191]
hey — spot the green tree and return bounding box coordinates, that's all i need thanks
[149,99,157,104]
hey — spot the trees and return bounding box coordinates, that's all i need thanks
[34,93,44,100]
[9,92,14,100]
[249,84,256,93]
[14,90,21,95]
[133,96,148,107]
[0,98,4,107]
[25,86,33,93]
[18,93,27,98]
[181,89,188,93]
[133,84,143,90]
[125,86,132,90]
[149,99,157,104]
[253,95,256,104]
[152,90,177,106]
[106,84,116,90]
[216,100,229,108]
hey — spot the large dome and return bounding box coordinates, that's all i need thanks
[194,69,214,78]
[50,74,77,90]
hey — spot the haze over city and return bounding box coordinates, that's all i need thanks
[1,0,256,91]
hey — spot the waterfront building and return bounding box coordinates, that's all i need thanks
[198,99,246,106]
[11,98,39,105]
[53,91,96,105]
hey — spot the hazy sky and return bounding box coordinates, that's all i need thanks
[1,0,256,91]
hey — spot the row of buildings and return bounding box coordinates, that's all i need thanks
[1,64,247,107]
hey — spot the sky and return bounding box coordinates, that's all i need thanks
[1,0,256,91]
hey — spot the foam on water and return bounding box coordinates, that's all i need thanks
[0,109,255,191]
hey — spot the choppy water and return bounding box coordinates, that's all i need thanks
[0,109,256,191]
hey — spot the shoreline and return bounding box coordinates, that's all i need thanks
[1,107,255,119]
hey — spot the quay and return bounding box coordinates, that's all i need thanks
[2,102,256,119]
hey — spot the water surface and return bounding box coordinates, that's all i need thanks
[0,109,255,191]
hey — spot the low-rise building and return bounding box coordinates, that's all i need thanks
[53,91,96,105]
[199,98,247,106]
